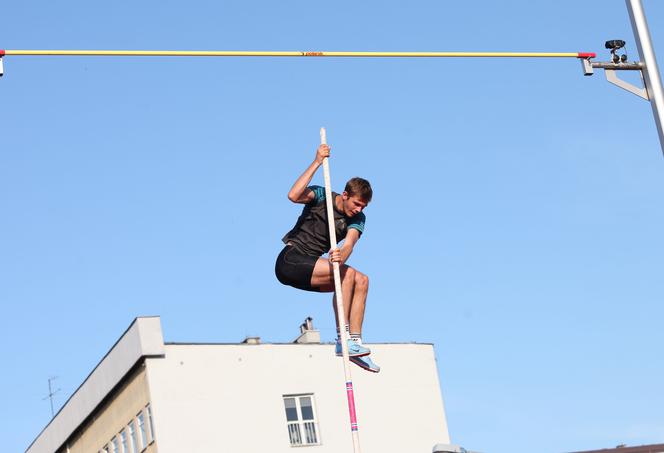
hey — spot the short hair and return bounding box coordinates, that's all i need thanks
[344,177,373,202]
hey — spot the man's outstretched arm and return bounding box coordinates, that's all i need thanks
[287,144,330,203]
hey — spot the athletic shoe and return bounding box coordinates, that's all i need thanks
[335,339,371,357]
[349,355,381,373]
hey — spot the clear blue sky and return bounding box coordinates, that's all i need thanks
[2,1,663,452]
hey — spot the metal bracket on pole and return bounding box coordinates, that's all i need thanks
[583,22,664,158]
[605,67,648,100]
[581,57,595,76]
[582,40,649,100]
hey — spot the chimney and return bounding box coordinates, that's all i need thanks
[293,317,321,344]
[241,336,261,345]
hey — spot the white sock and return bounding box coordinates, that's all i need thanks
[350,333,362,345]
[337,324,350,340]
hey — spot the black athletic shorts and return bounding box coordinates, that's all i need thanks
[275,245,321,292]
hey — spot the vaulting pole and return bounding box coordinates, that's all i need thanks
[320,127,361,453]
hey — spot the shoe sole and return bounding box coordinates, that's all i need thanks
[349,357,380,373]
[336,351,371,358]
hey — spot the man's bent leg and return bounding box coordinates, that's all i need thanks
[310,258,370,358]
[309,257,352,291]
[349,271,369,335]
[334,280,371,359]
[311,259,368,333]
[311,258,356,326]
[346,271,379,372]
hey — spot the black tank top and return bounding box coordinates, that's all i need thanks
[282,185,366,257]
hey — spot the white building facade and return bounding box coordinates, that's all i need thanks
[27,317,451,453]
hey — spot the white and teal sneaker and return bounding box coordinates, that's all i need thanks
[335,339,371,357]
[350,355,381,373]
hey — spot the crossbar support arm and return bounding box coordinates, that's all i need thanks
[582,59,649,99]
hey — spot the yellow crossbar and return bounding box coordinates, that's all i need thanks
[1,50,596,58]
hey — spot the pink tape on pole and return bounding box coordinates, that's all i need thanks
[346,382,358,431]
[0,50,5,57]
[577,52,596,58]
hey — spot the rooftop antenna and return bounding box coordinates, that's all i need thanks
[42,376,61,418]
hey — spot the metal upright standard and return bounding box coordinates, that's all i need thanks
[581,0,664,156]
[627,0,664,153]
[320,127,362,453]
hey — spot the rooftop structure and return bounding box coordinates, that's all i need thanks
[27,316,452,453]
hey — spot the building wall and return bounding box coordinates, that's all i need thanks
[145,343,450,453]
[28,317,165,453]
[64,363,157,453]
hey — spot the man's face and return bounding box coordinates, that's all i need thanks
[342,192,368,217]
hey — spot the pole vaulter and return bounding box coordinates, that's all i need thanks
[274,127,375,452]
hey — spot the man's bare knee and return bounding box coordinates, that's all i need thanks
[341,266,356,282]
[354,271,369,291]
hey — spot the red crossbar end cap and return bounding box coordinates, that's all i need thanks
[0,50,5,57]
[577,52,596,59]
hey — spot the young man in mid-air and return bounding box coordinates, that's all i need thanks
[275,143,379,373]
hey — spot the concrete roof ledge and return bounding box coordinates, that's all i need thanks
[26,317,165,453]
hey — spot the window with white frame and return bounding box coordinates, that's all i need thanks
[96,404,157,453]
[120,429,128,453]
[283,394,320,446]
[146,404,155,442]
[128,420,139,452]
[137,410,148,448]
